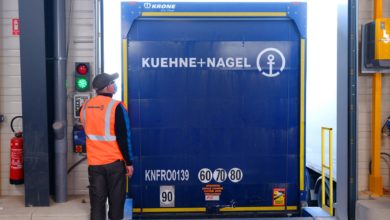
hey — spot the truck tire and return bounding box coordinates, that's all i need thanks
[317,185,335,214]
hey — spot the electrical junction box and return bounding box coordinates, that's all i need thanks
[73,124,86,153]
[73,93,90,118]
[363,18,390,72]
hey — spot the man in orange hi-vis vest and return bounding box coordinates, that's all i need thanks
[80,73,134,220]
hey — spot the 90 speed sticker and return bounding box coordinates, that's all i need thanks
[198,168,243,183]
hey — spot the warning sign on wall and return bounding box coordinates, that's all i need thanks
[273,188,286,206]
[12,18,20,36]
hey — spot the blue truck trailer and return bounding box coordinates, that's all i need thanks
[121,1,307,218]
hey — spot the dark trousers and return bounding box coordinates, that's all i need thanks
[88,160,126,220]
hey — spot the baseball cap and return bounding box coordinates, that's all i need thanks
[92,73,119,91]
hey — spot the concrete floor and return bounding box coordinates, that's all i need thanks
[0,195,89,220]
[0,194,387,220]
[355,195,390,220]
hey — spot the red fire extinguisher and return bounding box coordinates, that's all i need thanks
[10,116,24,185]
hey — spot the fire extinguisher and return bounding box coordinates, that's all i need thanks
[10,116,24,185]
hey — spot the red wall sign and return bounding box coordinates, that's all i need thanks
[12,18,20,36]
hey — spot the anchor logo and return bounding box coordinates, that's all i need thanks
[144,3,152,9]
[256,48,285,77]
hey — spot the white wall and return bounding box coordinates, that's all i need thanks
[0,0,23,196]
[0,0,96,196]
[66,0,96,195]
[358,0,390,194]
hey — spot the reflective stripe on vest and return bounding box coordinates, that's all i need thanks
[82,99,117,141]
[81,100,89,127]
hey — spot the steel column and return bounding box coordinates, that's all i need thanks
[19,0,52,206]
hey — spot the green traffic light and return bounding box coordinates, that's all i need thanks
[76,77,89,91]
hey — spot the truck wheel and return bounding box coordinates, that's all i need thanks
[317,186,327,207]
[317,186,335,214]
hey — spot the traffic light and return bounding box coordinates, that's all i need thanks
[74,62,90,92]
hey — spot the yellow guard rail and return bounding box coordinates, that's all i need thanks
[321,127,334,216]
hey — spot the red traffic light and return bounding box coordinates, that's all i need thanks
[76,63,88,75]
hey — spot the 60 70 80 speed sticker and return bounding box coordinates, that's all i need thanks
[198,168,243,183]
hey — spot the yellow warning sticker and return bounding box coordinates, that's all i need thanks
[273,188,286,206]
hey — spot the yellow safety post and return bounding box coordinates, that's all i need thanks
[300,39,306,191]
[374,0,382,19]
[369,0,383,196]
[321,127,334,216]
[122,39,128,106]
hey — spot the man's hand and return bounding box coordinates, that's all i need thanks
[126,165,134,177]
